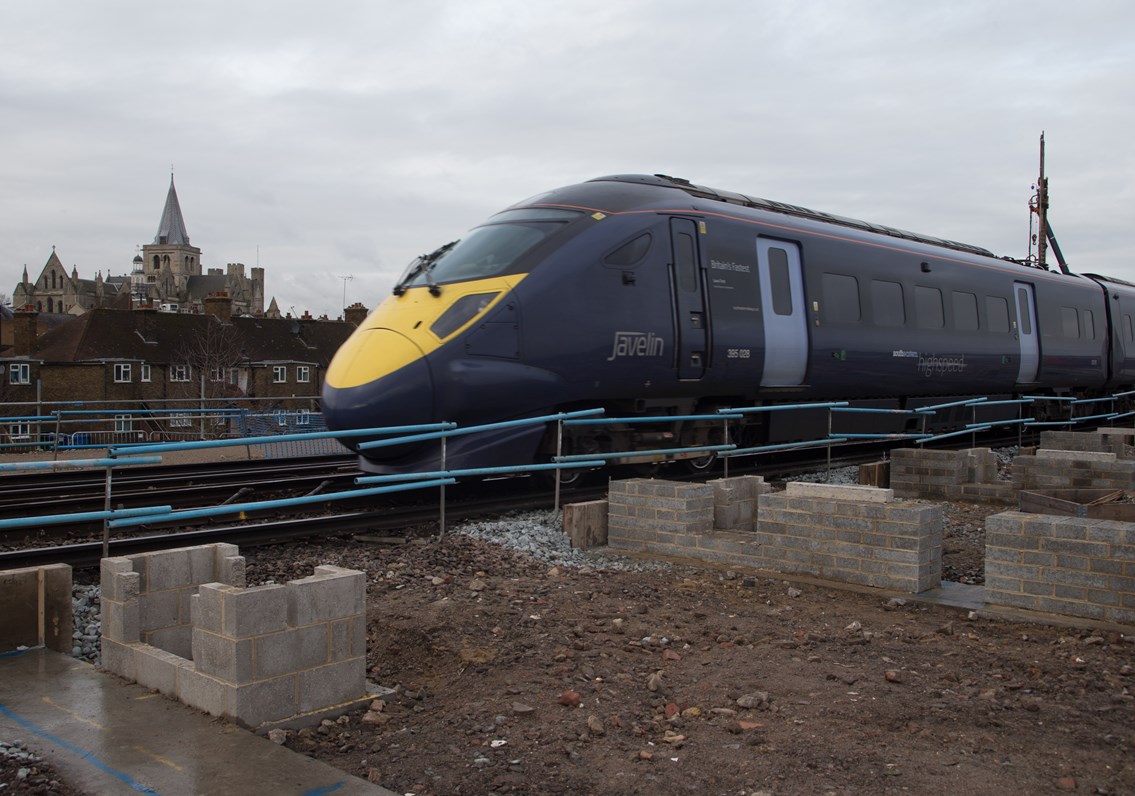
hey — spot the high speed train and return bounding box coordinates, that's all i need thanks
[321,173,1135,474]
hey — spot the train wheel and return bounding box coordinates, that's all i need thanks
[683,450,718,474]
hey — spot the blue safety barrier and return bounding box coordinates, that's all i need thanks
[0,456,162,473]
[916,426,992,444]
[107,479,456,529]
[109,423,456,457]
[0,505,173,531]
[724,438,850,457]
[356,460,609,484]
[555,444,735,463]
[358,409,605,451]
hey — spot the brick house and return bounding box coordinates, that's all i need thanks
[1,296,359,444]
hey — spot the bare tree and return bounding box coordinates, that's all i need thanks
[175,317,245,401]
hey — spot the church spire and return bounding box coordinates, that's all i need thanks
[154,174,190,246]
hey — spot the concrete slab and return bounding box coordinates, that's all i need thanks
[0,648,395,796]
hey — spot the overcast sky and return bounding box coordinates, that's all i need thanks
[2,1,1132,319]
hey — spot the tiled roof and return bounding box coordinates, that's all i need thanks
[32,308,353,366]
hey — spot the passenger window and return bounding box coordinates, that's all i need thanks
[1126,314,1134,343]
[605,233,652,266]
[952,291,979,331]
[767,247,793,316]
[986,296,1010,333]
[822,273,860,323]
[871,280,905,327]
[1082,310,1094,340]
[1060,307,1079,339]
[915,286,944,329]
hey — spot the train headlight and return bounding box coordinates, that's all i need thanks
[430,292,500,339]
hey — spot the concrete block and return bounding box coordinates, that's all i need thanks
[192,629,253,683]
[135,646,183,696]
[99,638,137,680]
[1035,449,1117,462]
[255,625,329,679]
[222,584,289,638]
[145,547,193,590]
[100,558,139,602]
[230,676,298,728]
[139,589,181,631]
[785,481,894,503]
[193,584,227,634]
[298,657,366,713]
[288,568,365,626]
[101,597,140,643]
[177,666,229,718]
[215,546,246,587]
[563,500,609,550]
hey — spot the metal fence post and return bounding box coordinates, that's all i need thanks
[554,418,564,513]
[437,436,447,539]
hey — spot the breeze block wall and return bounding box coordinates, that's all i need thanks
[100,543,368,731]
[985,511,1135,624]
[890,447,1012,504]
[0,564,72,653]
[1038,429,1135,459]
[1012,449,1135,492]
[607,479,942,594]
[754,483,942,593]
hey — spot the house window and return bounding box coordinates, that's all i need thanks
[141,363,152,382]
[296,410,311,426]
[169,364,190,382]
[209,368,224,382]
[275,410,288,427]
[8,363,31,385]
[114,414,133,433]
[170,413,192,427]
[273,365,287,383]
[114,363,132,383]
[9,422,30,440]
[229,368,241,385]
[296,366,310,383]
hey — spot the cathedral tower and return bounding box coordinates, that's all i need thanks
[140,175,202,298]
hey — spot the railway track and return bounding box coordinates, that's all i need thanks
[0,431,1029,572]
[0,455,362,532]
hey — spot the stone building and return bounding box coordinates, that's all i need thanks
[12,175,267,318]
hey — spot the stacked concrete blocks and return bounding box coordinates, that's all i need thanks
[890,447,1012,504]
[756,482,943,593]
[1039,429,1135,459]
[608,477,943,594]
[607,479,714,554]
[0,564,72,653]
[101,543,368,730]
[709,475,772,532]
[1013,449,1135,492]
[986,511,1135,624]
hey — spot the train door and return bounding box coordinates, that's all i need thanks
[1014,281,1040,383]
[757,239,808,386]
[669,218,707,380]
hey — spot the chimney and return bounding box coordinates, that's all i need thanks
[204,292,232,322]
[344,302,369,326]
[13,309,38,356]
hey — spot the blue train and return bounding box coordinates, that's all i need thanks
[321,173,1135,474]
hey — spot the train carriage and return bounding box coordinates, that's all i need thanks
[322,173,1135,473]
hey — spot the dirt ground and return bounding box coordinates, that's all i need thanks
[238,506,1135,796]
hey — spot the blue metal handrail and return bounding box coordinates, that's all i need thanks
[0,456,162,473]
[0,505,173,531]
[358,409,605,451]
[356,460,609,484]
[107,479,456,529]
[110,424,455,456]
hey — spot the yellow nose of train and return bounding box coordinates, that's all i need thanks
[321,276,521,431]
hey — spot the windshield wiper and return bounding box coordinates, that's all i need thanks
[392,240,457,297]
